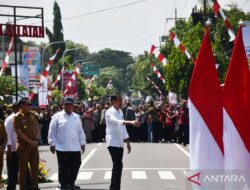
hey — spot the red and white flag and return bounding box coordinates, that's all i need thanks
[213,0,236,41]
[0,37,14,76]
[189,29,224,170]
[151,63,166,84]
[40,48,60,84]
[64,64,80,95]
[47,65,65,101]
[223,28,250,172]
[150,45,167,66]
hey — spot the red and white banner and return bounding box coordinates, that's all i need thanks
[189,29,224,170]
[64,65,80,98]
[41,48,60,79]
[86,75,97,95]
[146,75,163,101]
[169,31,195,64]
[150,45,167,66]
[0,37,14,76]
[151,63,165,84]
[213,0,236,42]
[39,49,60,107]
[47,65,65,101]
[223,28,250,176]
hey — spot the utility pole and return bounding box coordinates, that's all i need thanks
[161,9,186,45]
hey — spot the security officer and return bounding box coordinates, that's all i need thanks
[0,118,7,182]
[13,98,40,190]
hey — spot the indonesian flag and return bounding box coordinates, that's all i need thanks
[189,29,224,170]
[223,27,250,175]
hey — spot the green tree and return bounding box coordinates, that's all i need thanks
[46,1,65,62]
[51,89,63,104]
[0,76,28,102]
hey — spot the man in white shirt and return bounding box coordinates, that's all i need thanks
[105,95,140,190]
[48,97,86,190]
[5,102,20,190]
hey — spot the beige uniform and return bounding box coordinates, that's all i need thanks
[14,112,39,190]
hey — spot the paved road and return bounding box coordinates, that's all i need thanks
[2,143,191,190]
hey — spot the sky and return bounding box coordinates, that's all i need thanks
[0,0,249,56]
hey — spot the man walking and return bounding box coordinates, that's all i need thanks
[105,95,139,190]
[5,102,20,190]
[48,97,86,190]
[14,98,40,190]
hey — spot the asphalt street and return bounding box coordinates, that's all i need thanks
[2,143,191,190]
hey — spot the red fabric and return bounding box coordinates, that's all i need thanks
[150,45,156,55]
[213,0,220,16]
[157,53,164,62]
[223,28,250,153]
[169,31,175,41]
[189,29,224,155]
[224,19,232,30]
[179,44,186,53]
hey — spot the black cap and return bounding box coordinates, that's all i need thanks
[63,97,74,104]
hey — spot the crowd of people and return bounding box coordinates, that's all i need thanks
[0,98,190,146]
[0,97,189,190]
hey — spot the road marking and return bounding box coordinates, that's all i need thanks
[50,173,58,181]
[174,143,190,157]
[2,174,7,179]
[104,171,112,180]
[80,168,189,171]
[132,171,147,179]
[80,148,97,169]
[77,172,93,180]
[158,171,176,180]
[97,143,102,146]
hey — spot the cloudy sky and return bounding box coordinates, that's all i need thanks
[0,0,249,56]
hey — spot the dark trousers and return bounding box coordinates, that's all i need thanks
[152,122,160,142]
[6,152,18,190]
[56,151,81,188]
[108,147,124,190]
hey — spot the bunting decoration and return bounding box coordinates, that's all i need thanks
[151,63,166,84]
[0,37,14,76]
[47,65,65,101]
[169,31,195,64]
[150,45,167,66]
[41,49,60,79]
[64,64,80,95]
[146,75,163,101]
[213,0,236,42]
[86,75,97,95]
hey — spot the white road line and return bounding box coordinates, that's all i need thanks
[104,171,112,180]
[50,173,58,181]
[2,174,7,179]
[158,171,176,180]
[80,148,97,169]
[80,168,189,171]
[174,143,190,157]
[97,143,102,146]
[132,171,147,179]
[77,172,93,180]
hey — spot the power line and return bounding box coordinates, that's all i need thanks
[43,0,148,23]
[164,0,178,35]
[180,0,188,17]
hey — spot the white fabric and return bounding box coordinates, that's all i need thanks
[223,109,250,169]
[4,113,17,151]
[189,99,224,170]
[105,106,129,148]
[48,110,86,151]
